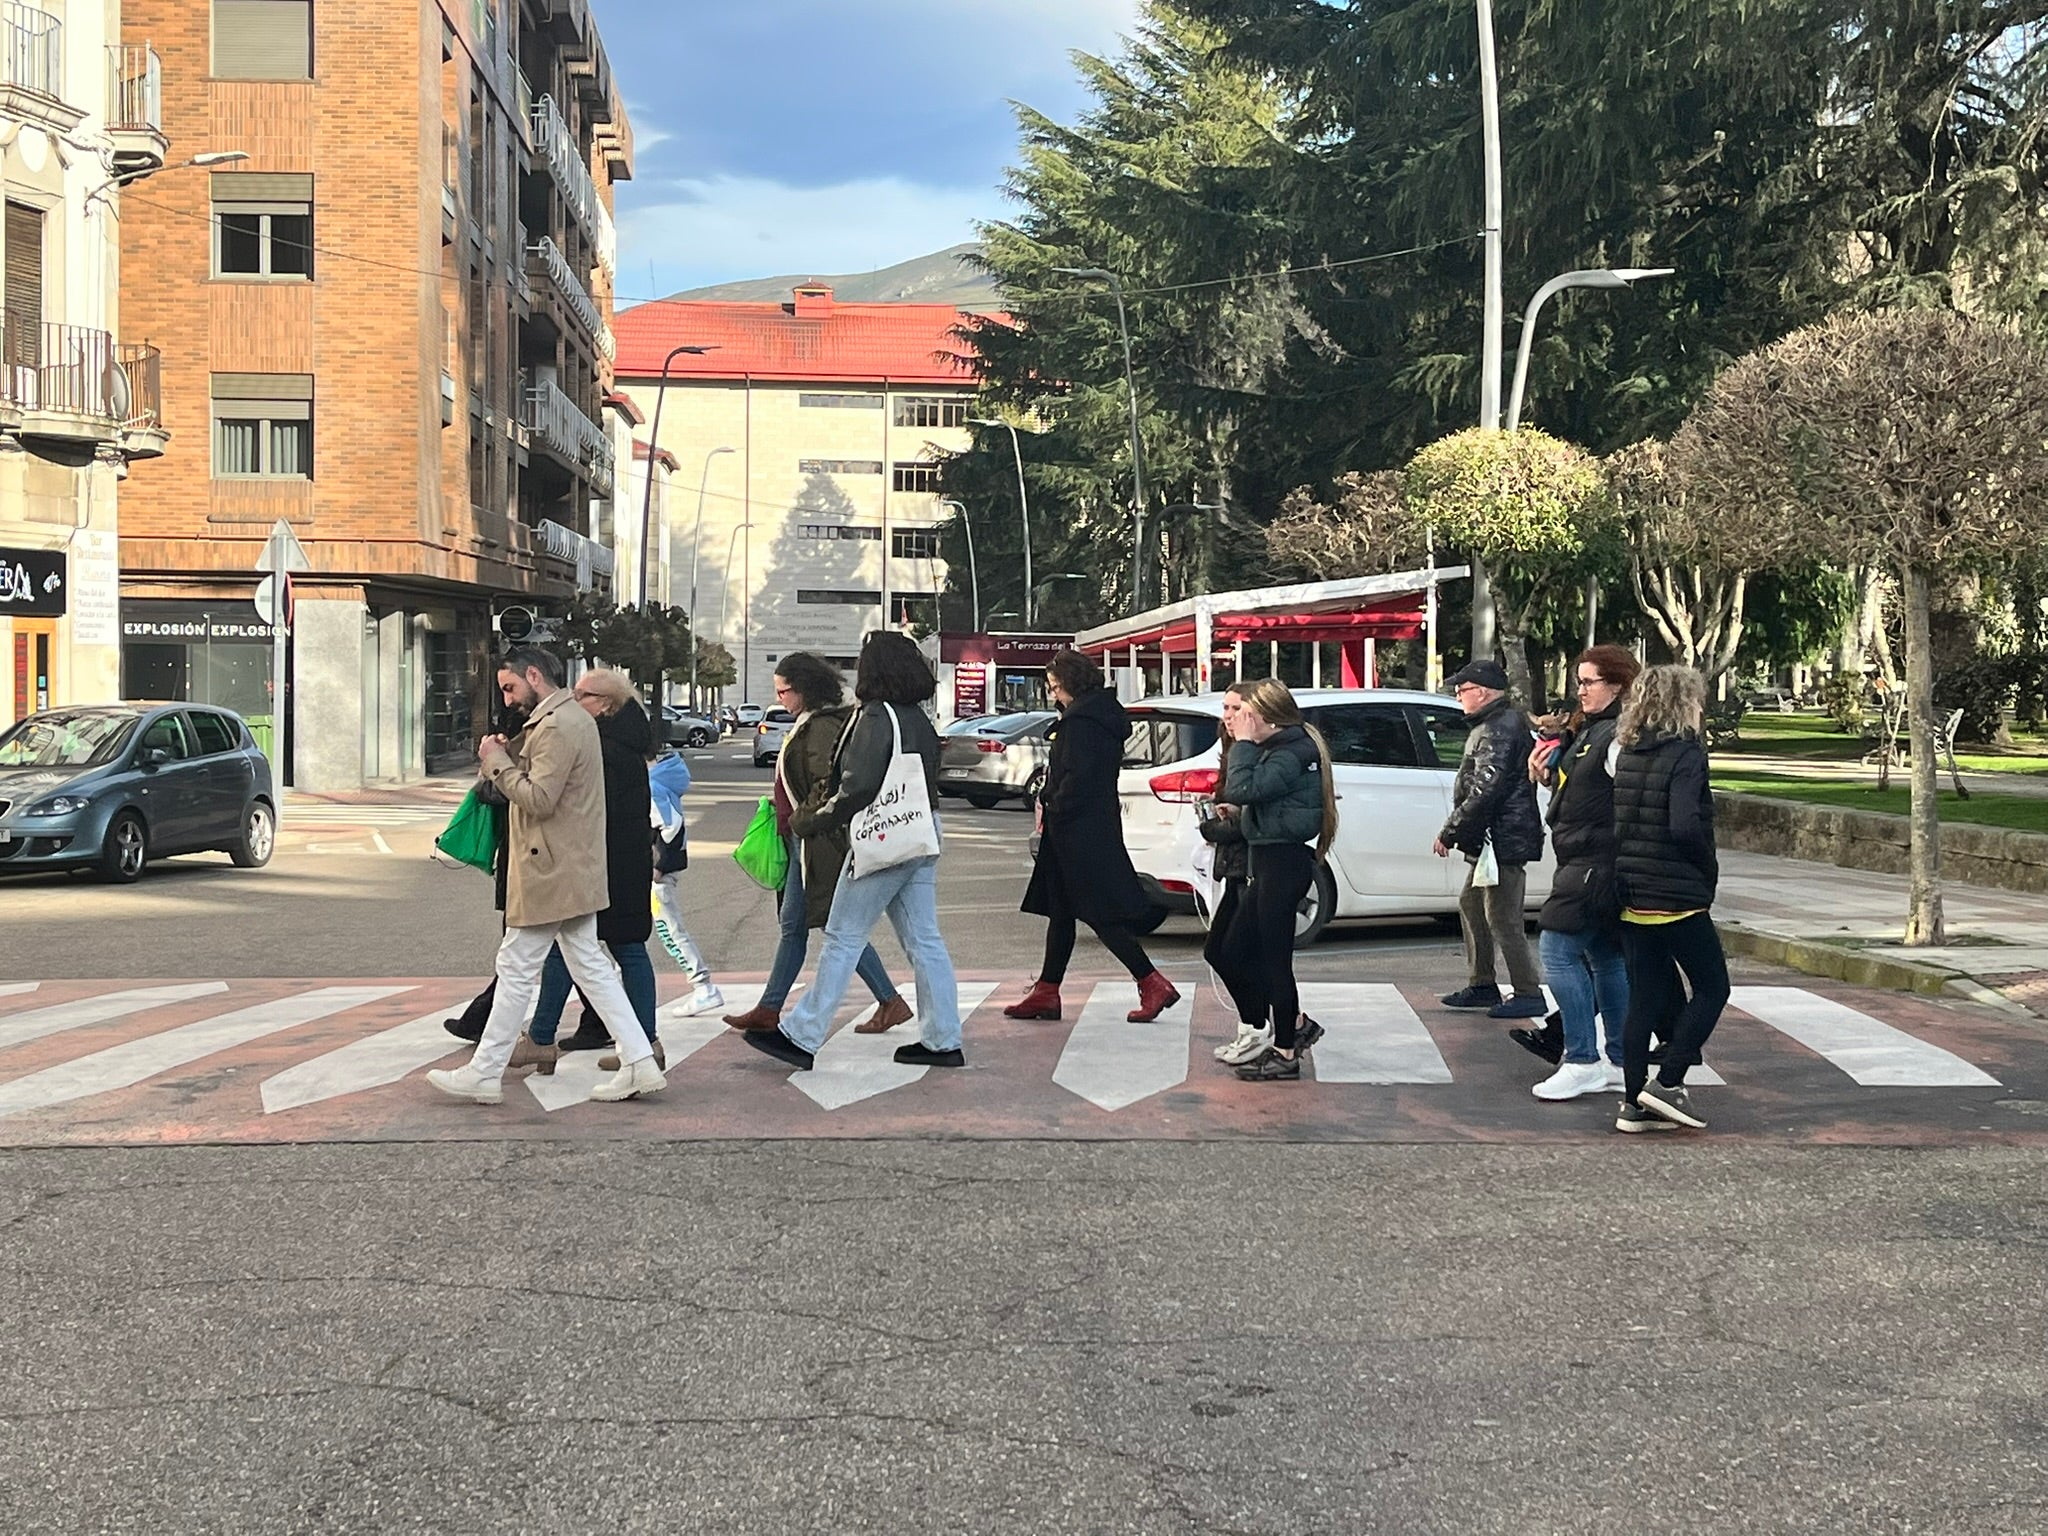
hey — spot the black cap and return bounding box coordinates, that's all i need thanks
[1447,659,1509,692]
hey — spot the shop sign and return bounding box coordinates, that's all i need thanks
[122,609,277,643]
[0,546,66,618]
[953,669,988,719]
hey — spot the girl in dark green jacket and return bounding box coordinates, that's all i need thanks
[1211,678,1338,1081]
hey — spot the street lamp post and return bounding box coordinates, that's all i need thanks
[938,498,979,632]
[640,345,715,609]
[1505,266,1675,645]
[1473,0,1505,665]
[1051,266,1149,608]
[686,444,736,709]
[715,520,757,703]
[968,417,1034,626]
[1150,502,1218,605]
[84,149,250,211]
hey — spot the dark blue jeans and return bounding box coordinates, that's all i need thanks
[763,833,898,1012]
[529,938,657,1047]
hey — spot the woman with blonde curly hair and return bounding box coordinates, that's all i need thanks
[1610,664,1730,1134]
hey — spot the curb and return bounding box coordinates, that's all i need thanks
[1715,920,2033,1014]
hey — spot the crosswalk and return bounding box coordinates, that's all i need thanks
[279,804,455,827]
[0,974,2036,1146]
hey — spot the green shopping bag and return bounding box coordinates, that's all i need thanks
[434,786,502,874]
[732,796,789,891]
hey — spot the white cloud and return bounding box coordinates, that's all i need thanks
[618,174,994,299]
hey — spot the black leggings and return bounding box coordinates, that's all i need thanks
[1040,905,1155,984]
[1212,842,1316,1048]
[1619,912,1731,1100]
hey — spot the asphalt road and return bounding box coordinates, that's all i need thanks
[4,749,2046,1533]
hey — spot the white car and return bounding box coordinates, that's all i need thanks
[1117,689,1554,944]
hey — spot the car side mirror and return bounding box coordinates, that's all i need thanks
[140,747,171,770]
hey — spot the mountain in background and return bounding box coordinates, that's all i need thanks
[660,243,1001,309]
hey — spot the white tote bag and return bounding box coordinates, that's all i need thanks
[847,704,942,880]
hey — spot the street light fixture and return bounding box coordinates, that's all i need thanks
[85,149,250,210]
[968,417,1034,625]
[1050,265,1151,608]
[1503,266,1675,645]
[686,444,737,708]
[715,520,757,702]
[639,344,717,608]
[938,497,978,632]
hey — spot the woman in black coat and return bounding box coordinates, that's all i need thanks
[519,671,662,1069]
[1004,651,1177,1025]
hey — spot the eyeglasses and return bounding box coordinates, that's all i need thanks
[1574,675,1608,690]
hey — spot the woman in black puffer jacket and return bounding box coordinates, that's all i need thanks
[1610,664,1729,1135]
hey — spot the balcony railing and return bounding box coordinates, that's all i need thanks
[526,235,602,341]
[107,43,160,131]
[529,93,614,273]
[0,3,61,101]
[521,377,614,495]
[0,316,162,432]
[536,517,615,591]
[116,344,162,431]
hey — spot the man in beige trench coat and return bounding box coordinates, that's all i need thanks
[427,645,667,1104]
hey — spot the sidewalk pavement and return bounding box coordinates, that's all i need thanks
[1731,750,2048,799]
[1716,848,2048,1018]
[281,775,474,807]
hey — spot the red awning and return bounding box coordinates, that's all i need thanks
[1092,593,1428,654]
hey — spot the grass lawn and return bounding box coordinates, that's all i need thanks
[1713,769,2048,834]
[1728,711,2048,775]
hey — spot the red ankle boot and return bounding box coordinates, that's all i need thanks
[1127,971,1182,1022]
[1003,981,1062,1020]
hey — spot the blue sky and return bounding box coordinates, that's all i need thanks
[597,0,1144,303]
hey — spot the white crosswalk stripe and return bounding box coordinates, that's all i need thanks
[0,983,230,1054]
[1732,986,2002,1087]
[1053,980,1194,1112]
[0,986,412,1119]
[0,983,38,1001]
[261,1009,466,1113]
[279,805,451,827]
[1302,984,1452,1083]
[526,985,761,1111]
[794,981,1000,1110]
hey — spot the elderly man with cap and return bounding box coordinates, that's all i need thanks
[1431,659,1547,1019]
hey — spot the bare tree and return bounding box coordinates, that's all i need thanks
[1263,471,1423,580]
[1678,310,2048,945]
[1612,441,1751,680]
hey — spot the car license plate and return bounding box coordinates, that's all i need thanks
[0,830,11,844]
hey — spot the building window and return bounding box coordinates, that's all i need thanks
[890,593,939,628]
[796,589,881,606]
[799,392,882,410]
[892,462,941,494]
[797,524,881,542]
[212,372,313,479]
[891,528,941,560]
[798,458,882,476]
[213,0,314,80]
[4,202,44,362]
[212,173,314,279]
[894,396,967,429]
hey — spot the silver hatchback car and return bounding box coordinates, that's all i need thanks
[751,707,796,767]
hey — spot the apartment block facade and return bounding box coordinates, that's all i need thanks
[2,0,169,728]
[117,0,630,787]
[614,286,974,706]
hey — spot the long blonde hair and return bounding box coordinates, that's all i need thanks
[1233,677,1339,863]
[1616,664,1705,748]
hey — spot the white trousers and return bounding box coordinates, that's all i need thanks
[471,914,654,1077]
[653,872,713,985]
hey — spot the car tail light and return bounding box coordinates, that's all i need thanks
[1149,768,1219,802]
[976,739,1007,754]
[1159,879,1194,895]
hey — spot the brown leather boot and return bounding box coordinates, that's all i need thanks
[508,1036,558,1076]
[1002,981,1062,1021]
[1127,971,1182,1023]
[598,1041,668,1072]
[854,995,915,1034]
[724,1004,783,1032]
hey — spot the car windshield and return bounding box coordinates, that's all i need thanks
[0,711,141,770]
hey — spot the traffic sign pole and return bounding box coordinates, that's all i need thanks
[255,520,310,777]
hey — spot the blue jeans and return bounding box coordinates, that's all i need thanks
[1539,926,1628,1066]
[529,938,657,1047]
[782,851,960,1055]
[763,832,898,1013]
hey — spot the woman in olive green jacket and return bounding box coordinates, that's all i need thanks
[722,653,909,1035]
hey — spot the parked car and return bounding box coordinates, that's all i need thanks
[942,714,997,735]
[1101,689,1554,945]
[734,703,767,729]
[751,707,796,767]
[660,705,721,748]
[0,703,277,883]
[936,711,1055,808]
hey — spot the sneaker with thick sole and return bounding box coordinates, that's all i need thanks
[893,1042,965,1067]
[1235,1050,1300,1082]
[1637,1080,1707,1129]
[1439,984,1504,1011]
[1487,994,1549,1020]
[1292,1017,1325,1054]
[1532,1060,1611,1101]
[1508,1013,1565,1064]
[425,1064,503,1105]
[1614,1100,1676,1134]
[680,984,725,1017]
[1603,1064,1626,1091]
[1216,1024,1273,1065]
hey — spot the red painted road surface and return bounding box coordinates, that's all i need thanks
[0,974,2044,1147]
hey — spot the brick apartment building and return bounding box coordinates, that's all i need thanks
[614,285,978,707]
[117,0,630,788]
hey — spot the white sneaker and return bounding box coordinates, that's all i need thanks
[589,1055,667,1102]
[1217,1024,1273,1065]
[1533,1060,1612,1101]
[425,1063,503,1104]
[1603,1064,1626,1092]
[682,983,725,1017]
[1213,1023,1256,1061]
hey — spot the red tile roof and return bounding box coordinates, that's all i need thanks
[614,291,1004,386]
